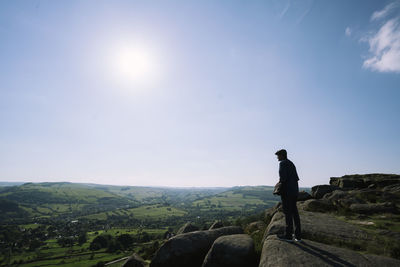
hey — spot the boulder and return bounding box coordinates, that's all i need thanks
[311,185,336,199]
[301,199,336,212]
[297,191,312,201]
[259,235,400,267]
[209,221,224,230]
[322,190,348,205]
[264,203,282,224]
[330,174,400,189]
[262,211,285,243]
[202,234,257,267]
[122,253,147,267]
[263,210,373,247]
[353,188,385,203]
[177,222,199,235]
[150,226,243,267]
[349,202,397,214]
[245,221,266,233]
[335,196,365,209]
[383,184,400,195]
[330,176,365,189]
[322,189,368,209]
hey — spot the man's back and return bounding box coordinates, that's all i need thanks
[279,159,299,196]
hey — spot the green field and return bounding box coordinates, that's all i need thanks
[193,186,278,212]
[0,182,280,266]
[83,204,187,220]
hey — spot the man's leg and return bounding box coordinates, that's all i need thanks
[292,197,301,240]
[281,195,293,238]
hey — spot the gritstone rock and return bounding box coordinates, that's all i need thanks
[349,202,398,214]
[209,221,224,230]
[311,185,336,199]
[176,222,199,235]
[330,174,400,189]
[245,221,266,234]
[264,203,282,224]
[259,235,400,267]
[202,234,257,267]
[297,191,312,201]
[122,253,147,267]
[301,199,336,212]
[150,226,243,267]
[263,210,373,246]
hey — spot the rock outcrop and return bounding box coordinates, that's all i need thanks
[259,173,400,266]
[202,234,257,267]
[176,222,199,235]
[264,203,282,224]
[245,221,266,234]
[349,202,397,214]
[147,173,400,266]
[330,174,400,189]
[297,191,312,201]
[259,235,400,267]
[263,210,373,247]
[122,253,147,267]
[150,226,243,267]
[300,199,335,212]
[209,220,224,230]
[311,185,336,199]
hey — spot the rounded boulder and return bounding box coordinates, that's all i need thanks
[202,234,257,267]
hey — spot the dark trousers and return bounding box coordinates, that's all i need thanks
[281,194,301,239]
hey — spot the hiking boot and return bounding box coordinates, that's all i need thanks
[277,235,293,242]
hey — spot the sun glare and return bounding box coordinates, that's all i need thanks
[109,43,160,88]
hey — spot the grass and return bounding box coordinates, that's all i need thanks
[5,226,165,267]
[308,212,400,259]
[17,251,131,267]
[83,204,187,220]
[193,191,269,212]
[20,223,42,229]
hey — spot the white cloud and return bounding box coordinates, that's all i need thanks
[363,18,400,73]
[345,27,352,36]
[362,2,400,73]
[371,1,399,21]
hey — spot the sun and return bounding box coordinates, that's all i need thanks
[109,42,160,88]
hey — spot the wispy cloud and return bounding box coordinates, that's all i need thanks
[345,27,352,37]
[279,2,291,18]
[371,1,399,21]
[296,6,311,24]
[363,2,400,73]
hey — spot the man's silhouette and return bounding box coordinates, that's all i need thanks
[275,149,301,242]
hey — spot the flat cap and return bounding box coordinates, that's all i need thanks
[275,149,287,156]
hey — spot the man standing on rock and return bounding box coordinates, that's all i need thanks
[275,149,302,242]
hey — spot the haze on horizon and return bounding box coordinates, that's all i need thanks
[1,0,400,188]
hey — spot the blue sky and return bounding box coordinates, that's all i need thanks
[1,0,399,187]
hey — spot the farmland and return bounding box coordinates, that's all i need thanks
[0,182,280,266]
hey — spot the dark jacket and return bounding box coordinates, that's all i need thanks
[279,159,299,196]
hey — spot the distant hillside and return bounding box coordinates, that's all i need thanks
[0,182,285,225]
[191,186,280,217]
[0,182,139,222]
[0,181,25,187]
[88,184,228,204]
[0,182,230,223]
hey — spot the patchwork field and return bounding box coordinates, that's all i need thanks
[0,182,280,266]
